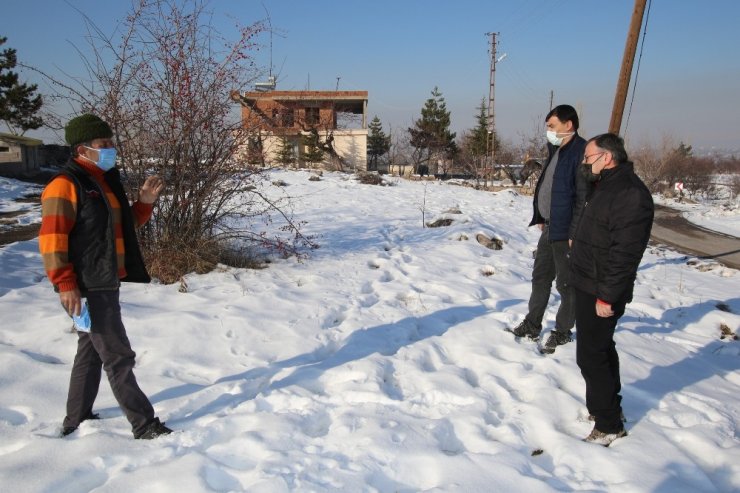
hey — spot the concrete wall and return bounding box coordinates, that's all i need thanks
[0,136,41,177]
[243,129,368,171]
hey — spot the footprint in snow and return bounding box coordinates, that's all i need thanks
[21,349,64,365]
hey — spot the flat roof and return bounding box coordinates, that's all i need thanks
[0,133,43,146]
[241,90,368,102]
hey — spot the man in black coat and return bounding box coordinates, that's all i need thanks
[507,105,588,354]
[570,133,654,446]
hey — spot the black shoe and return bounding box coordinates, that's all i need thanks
[135,418,173,440]
[540,330,572,354]
[60,426,77,437]
[507,319,541,340]
[60,411,101,437]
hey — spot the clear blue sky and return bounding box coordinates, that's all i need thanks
[4,0,740,151]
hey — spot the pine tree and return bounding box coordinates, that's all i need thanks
[367,116,390,170]
[301,132,324,168]
[464,99,502,159]
[467,99,491,158]
[0,37,43,135]
[408,87,457,171]
[275,136,296,167]
[676,141,693,158]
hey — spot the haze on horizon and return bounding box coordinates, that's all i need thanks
[3,0,739,153]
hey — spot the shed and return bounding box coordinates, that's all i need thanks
[0,132,43,177]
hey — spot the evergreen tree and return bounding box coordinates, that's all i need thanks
[0,37,43,134]
[367,115,390,170]
[275,136,296,167]
[301,132,324,168]
[463,99,501,160]
[408,87,457,170]
[676,141,693,158]
[467,99,491,157]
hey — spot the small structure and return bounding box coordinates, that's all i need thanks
[232,89,368,171]
[0,132,43,177]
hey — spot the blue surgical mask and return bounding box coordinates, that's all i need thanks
[85,146,117,171]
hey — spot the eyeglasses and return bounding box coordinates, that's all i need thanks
[583,151,605,164]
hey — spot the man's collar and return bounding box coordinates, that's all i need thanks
[73,156,105,178]
[560,131,578,149]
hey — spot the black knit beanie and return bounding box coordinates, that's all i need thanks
[64,114,113,147]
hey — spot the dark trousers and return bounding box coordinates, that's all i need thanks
[63,289,154,436]
[525,226,575,333]
[575,288,626,433]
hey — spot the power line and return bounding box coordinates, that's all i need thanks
[623,0,653,139]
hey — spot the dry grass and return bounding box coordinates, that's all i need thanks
[356,172,385,186]
[144,237,265,284]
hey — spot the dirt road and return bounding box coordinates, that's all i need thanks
[650,205,740,270]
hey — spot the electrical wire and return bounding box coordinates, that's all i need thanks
[623,0,653,139]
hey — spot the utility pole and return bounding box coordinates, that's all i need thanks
[486,32,499,173]
[609,0,647,134]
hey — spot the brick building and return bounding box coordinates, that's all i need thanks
[232,90,368,171]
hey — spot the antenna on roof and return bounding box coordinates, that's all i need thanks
[255,4,277,92]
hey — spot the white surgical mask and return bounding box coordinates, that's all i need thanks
[546,130,573,146]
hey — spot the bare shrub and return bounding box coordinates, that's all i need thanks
[630,137,692,194]
[30,0,315,280]
[682,156,715,200]
[730,173,740,202]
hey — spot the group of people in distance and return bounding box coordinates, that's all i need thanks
[40,106,654,447]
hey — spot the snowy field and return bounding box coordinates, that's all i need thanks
[653,193,740,238]
[0,170,738,492]
[0,175,43,231]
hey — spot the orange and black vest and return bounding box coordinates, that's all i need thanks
[57,161,150,292]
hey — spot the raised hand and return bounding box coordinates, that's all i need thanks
[139,175,165,204]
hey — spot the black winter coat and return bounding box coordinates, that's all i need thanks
[529,134,588,242]
[569,162,654,305]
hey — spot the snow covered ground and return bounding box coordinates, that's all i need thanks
[653,193,740,238]
[0,170,738,492]
[0,176,43,232]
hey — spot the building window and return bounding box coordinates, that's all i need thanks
[0,146,10,153]
[281,109,294,128]
[305,107,320,126]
